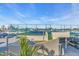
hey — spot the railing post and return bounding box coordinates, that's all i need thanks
[6,36,9,56]
[65,38,68,49]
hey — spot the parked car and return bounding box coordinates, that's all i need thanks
[69,41,79,49]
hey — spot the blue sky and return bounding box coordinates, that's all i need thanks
[0,3,79,25]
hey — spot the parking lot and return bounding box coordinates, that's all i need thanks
[64,45,79,56]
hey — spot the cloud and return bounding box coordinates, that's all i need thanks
[40,4,79,25]
[16,12,26,18]
[25,19,42,24]
[0,14,22,24]
[54,4,79,25]
[5,4,27,23]
[1,3,79,25]
[5,3,37,24]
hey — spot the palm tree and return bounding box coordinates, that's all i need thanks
[19,36,39,56]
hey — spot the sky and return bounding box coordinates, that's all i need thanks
[0,3,79,25]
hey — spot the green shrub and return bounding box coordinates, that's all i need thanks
[48,32,52,40]
[19,36,39,56]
